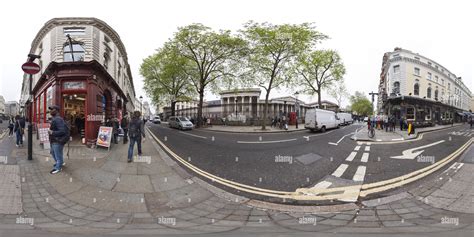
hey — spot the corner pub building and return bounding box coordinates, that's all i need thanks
[20,18,136,146]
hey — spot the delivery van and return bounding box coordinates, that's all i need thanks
[336,112,353,126]
[304,108,339,132]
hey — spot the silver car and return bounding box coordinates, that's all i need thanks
[168,116,194,130]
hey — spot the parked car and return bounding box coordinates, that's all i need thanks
[336,112,353,126]
[168,116,194,130]
[304,108,339,132]
[363,116,369,122]
[152,116,161,124]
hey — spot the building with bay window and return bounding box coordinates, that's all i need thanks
[377,48,472,126]
[20,17,136,146]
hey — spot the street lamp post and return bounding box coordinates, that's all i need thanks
[139,96,143,116]
[235,98,238,117]
[26,54,41,161]
[294,91,299,129]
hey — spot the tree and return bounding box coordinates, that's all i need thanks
[350,91,373,116]
[328,80,349,111]
[242,21,326,130]
[173,24,248,127]
[140,42,195,117]
[296,50,345,108]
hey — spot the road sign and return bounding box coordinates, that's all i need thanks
[21,62,41,74]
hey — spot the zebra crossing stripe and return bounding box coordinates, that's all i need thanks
[354,146,361,151]
[332,164,349,177]
[313,180,332,189]
[364,146,370,151]
[346,152,357,161]
[361,153,369,163]
[353,166,366,181]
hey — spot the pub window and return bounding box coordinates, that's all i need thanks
[406,107,415,120]
[63,43,85,62]
[393,81,400,95]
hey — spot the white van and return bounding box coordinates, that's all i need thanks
[304,108,339,132]
[336,112,353,126]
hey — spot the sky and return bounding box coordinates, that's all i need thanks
[1,0,473,112]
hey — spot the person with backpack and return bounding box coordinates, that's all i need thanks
[127,111,145,163]
[13,115,25,147]
[48,105,70,174]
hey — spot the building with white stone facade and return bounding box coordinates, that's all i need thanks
[0,96,5,115]
[378,48,472,126]
[21,17,136,145]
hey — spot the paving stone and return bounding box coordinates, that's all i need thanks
[382,220,416,227]
[318,218,349,226]
[399,213,421,219]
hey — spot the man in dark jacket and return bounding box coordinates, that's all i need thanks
[48,105,69,174]
[13,115,25,147]
[127,111,145,163]
[121,113,129,144]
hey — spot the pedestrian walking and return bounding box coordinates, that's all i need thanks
[384,115,389,132]
[121,113,129,144]
[8,117,14,137]
[48,105,70,174]
[13,115,25,147]
[470,116,473,129]
[127,111,146,163]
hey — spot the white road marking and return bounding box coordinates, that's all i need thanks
[237,138,297,144]
[354,146,361,151]
[353,166,366,181]
[345,152,357,162]
[313,180,332,189]
[391,138,404,141]
[179,132,207,139]
[390,140,446,159]
[364,146,370,151]
[328,132,355,146]
[328,142,338,146]
[361,153,369,162]
[332,164,349,177]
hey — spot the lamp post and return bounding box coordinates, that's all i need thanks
[294,91,299,129]
[139,96,143,116]
[235,98,238,117]
[26,54,41,161]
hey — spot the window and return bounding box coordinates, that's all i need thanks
[448,83,451,90]
[427,72,432,80]
[393,65,400,73]
[435,75,438,83]
[414,67,420,76]
[414,83,420,96]
[64,27,85,36]
[392,54,400,58]
[427,87,432,98]
[393,81,400,95]
[414,56,420,60]
[441,79,444,86]
[428,62,432,66]
[406,107,415,120]
[435,89,439,100]
[63,43,85,62]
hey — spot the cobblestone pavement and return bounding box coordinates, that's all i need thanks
[0,130,473,236]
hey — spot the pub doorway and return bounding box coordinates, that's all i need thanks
[62,93,86,144]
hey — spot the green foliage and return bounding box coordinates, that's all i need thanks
[241,21,327,129]
[350,91,373,116]
[295,50,346,107]
[140,42,195,112]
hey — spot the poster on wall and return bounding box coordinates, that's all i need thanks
[38,123,51,149]
[96,126,113,149]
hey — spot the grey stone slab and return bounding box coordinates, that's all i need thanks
[150,174,188,192]
[0,165,22,214]
[295,153,323,165]
[382,220,416,227]
[112,174,154,193]
[71,167,119,190]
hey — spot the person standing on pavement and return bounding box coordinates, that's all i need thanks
[127,111,146,163]
[48,105,69,174]
[121,113,129,144]
[8,117,14,137]
[13,115,25,147]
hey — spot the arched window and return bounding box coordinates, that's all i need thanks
[63,43,85,62]
[393,81,400,95]
[434,89,439,100]
[414,83,419,96]
[427,87,432,98]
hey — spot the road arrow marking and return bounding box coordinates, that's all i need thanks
[390,140,445,159]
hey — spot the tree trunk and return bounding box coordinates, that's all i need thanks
[317,86,322,109]
[262,91,270,130]
[196,90,204,128]
[171,101,176,116]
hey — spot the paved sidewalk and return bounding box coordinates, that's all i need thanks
[0,129,473,236]
[199,124,306,133]
[352,123,463,141]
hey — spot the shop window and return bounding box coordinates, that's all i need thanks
[414,83,419,96]
[64,43,85,62]
[425,108,431,120]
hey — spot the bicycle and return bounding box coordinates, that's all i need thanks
[368,126,375,138]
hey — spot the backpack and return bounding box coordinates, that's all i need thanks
[128,119,141,138]
[56,119,71,145]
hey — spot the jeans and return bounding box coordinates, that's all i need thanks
[127,136,142,161]
[15,130,23,145]
[51,143,64,170]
